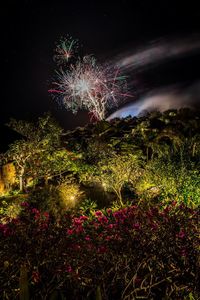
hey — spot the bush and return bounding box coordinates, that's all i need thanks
[137,157,200,207]
[0,201,199,299]
[27,179,83,218]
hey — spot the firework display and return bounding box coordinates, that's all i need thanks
[54,36,79,65]
[50,38,129,120]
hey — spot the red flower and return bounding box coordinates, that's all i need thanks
[171,200,177,207]
[79,215,88,221]
[32,271,40,283]
[176,230,185,239]
[66,265,73,273]
[20,201,29,208]
[43,212,49,219]
[97,246,107,253]
[97,216,108,224]
[95,211,103,217]
[133,223,140,230]
[67,229,74,235]
[151,223,158,230]
[0,224,11,237]
[108,224,115,229]
[85,235,91,241]
[73,218,82,226]
[31,208,39,214]
[180,248,187,257]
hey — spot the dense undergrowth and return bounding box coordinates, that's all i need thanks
[0,201,199,299]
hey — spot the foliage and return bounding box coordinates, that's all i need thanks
[1,108,200,207]
[141,156,200,207]
[3,114,75,191]
[0,202,199,299]
[57,177,84,209]
[79,198,97,213]
[0,199,22,220]
[27,180,83,218]
[97,153,142,205]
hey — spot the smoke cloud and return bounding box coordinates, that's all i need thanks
[107,82,200,119]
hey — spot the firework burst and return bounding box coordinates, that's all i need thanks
[50,55,129,120]
[54,36,79,65]
[50,37,131,121]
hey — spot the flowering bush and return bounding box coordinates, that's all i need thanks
[0,201,199,299]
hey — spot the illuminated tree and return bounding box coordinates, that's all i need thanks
[3,114,76,191]
[4,139,37,191]
[98,153,142,205]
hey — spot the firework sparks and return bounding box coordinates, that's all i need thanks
[54,36,79,65]
[50,55,129,120]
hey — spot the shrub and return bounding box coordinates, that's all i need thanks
[27,179,83,218]
[137,157,200,207]
[0,201,199,299]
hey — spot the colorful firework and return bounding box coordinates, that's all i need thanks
[49,55,130,120]
[54,36,79,65]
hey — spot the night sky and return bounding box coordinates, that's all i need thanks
[1,0,200,150]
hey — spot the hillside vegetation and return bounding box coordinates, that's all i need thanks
[0,108,199,299]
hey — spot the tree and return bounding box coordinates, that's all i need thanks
[97,153,142,205]
[4,139,38,191]
[143,156,200,206]
[3,114,76,191]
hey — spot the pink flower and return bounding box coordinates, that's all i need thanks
[43,212,49,219]
[108,224,115,229]
[95,211,103,217]
[177,230,185,239]
[164,206,171,213]
[66,265,73,273]
[67,229,74,235]
[32,208,40,214]
[171,200,177,207]
[73,217,82,225]
[93,222,100,230]
[34,214,40,221]
[20,201,29,208]
[180,249,187,257]
[151,223,158,230]
[131,205,138,210]
[87,243,94,250]
[0,224,12,237]
[85,235,91,241]
[98,216,108,224]
[75,225,84,234]
[133,223,140,230]
[107,209,112,215]
[32,271,40,283]
[97,246,107,253]
[79,215,88,221]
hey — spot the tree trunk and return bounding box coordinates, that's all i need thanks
[19,175,23,192]
[114,187,123,206]
[44,176,49,186]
